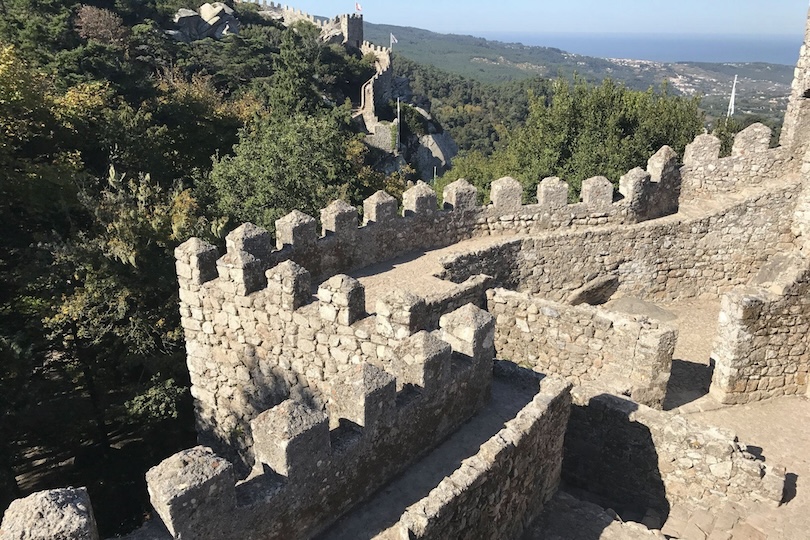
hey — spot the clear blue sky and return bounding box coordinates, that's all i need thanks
[266,0,808,37]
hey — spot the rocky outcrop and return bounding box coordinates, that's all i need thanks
[168,3,240,42]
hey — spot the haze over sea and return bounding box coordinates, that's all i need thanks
[476,32,803,65]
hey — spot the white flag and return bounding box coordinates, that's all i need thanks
[355,2,362,11]
[390,33,398,44]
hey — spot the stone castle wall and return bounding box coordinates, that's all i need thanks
[240,0,363,46]
[6,9,810,536]
[780,7,810,158]
[488,288,676,408]
[359,42,393,127]
[177,222,506,473]
[394,373,572,539]
[680,124,792,198]
[439,175,801,304]
[564,387,786,516]
[710,252,810,404]
[144,308,497,540]
[256,145,683,285]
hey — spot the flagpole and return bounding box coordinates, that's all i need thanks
[396,97,401,154]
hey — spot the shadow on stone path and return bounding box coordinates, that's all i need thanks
[317,374,537,540]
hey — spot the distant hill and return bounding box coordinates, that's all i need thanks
[364,22,794,122]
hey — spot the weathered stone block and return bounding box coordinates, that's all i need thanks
[490,176,522,209]
[321,200,358,237]
[225,222,273,260]
[619,167,651,209]
[318,274,365,325]
[175,238,219,285]
[403,181,437,216]
[327,363,396,429]
[376,289,426,339]
[275,210,317,250]
[250,401,330,479]
[684,134,721,167]
[581,176,613,209]
[442,178,478,211]
[216,250,265,296]
[732,123,772,157]
[439,303,495,361]
[267,260,311,311]
[1,488,99,540]
[647,145,679,184]
[537,176,569,209]
[393,331,452,392]
[145,446,235,540]
[363,190,398,225]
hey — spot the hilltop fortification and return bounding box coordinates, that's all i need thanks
[4,6,810,540]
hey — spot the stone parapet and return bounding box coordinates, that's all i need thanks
[0,488,100,540]
[488,288,675,408]
[564,387,787,515]
[439,177,801,305]
[681,124,794,197]
[395,375,572,539]
[710,251,810,404]
[143,305,495,539]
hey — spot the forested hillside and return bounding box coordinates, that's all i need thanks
[0,1,729,535]
[367,21,794,125]
[0,1,390,534]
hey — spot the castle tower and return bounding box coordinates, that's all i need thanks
[341,13,363,48]
[780,7,810,158]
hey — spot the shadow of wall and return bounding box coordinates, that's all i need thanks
[562,393,670,522]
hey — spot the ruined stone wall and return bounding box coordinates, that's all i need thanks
[439,177,801,304]
[358,42,392,126]
[177,227,500,472]
[244,1,324,27]
[780,7,810,158]
[563,387,786,518]
[238,2,363,47]
[394,373,572,540]
[680,124,794,199]
[710,252,810,404]
[261,148,680,284]
[488,288,676,408]
[144,306,496,540]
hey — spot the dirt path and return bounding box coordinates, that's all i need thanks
[660,299,721,411]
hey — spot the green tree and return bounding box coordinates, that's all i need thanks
[206,106,368,230]
[43,166,204,449]
[447,78,703,200]
[267,26,321,115]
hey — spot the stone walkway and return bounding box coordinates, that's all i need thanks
[350,235,516,313]
[318,374,538,540]
[329,177,809,539]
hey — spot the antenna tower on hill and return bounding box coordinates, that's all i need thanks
[727,74,738,117]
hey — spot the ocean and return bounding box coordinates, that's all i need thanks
[475,32,803,65]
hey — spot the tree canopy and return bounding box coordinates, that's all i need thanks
[443,78,704,201]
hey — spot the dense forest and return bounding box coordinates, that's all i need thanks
[0,0,745,535]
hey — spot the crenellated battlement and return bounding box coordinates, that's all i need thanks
[175,222,504,474]
[179,145,686,289]
[358,42,393,127]
[238,0,364,46]
[680,122,793,197]
[6,9,810,540]
[147,293,498,539]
